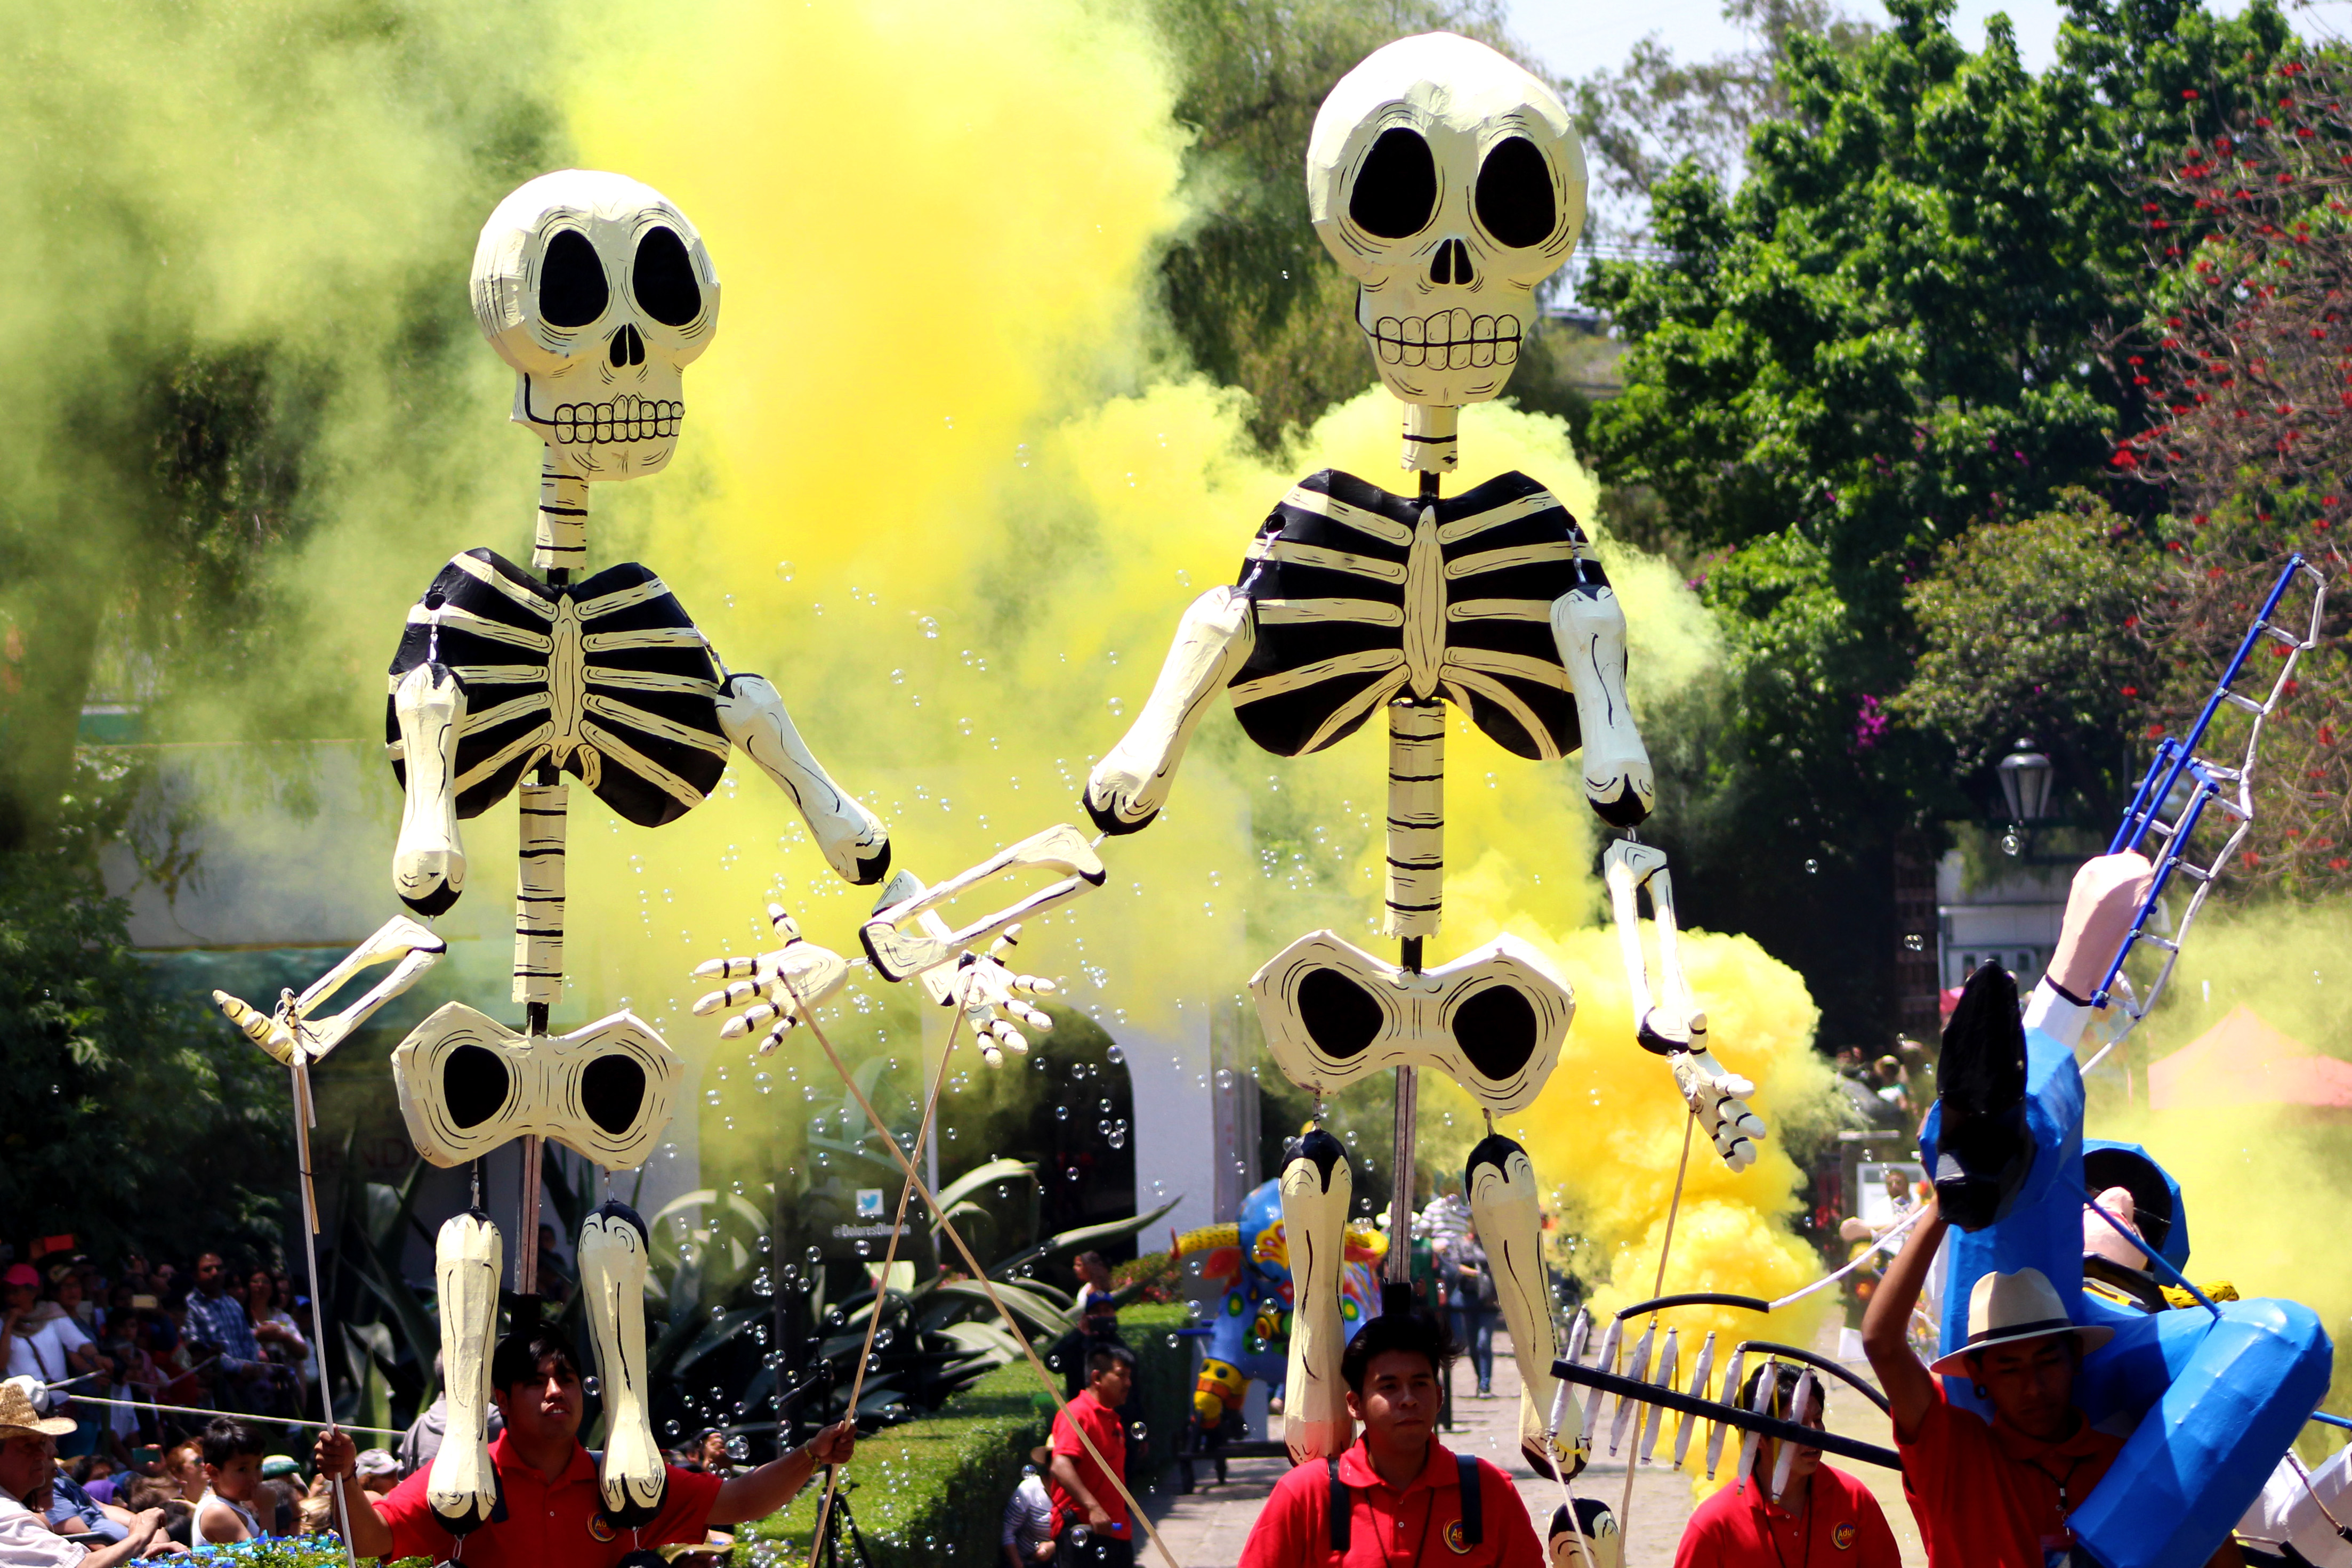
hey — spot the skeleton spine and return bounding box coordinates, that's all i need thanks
[1384,699,1445,939]
[513,783,568,1007]
[535,460,588,572]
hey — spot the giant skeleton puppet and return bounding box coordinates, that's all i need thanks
[683,30,1766,1488]
[373,171,899,1537]
[1083,34,1763,1476]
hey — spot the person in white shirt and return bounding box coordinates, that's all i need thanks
[0,1377,172,1568]
[1001,1453,1056,1568]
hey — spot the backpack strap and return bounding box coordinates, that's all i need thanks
[1455,1452,1482,1546]
[1327,1457,1351,1553]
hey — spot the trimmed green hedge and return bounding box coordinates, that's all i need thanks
[737,1302,1193,1567]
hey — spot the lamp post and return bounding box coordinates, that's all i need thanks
[1996,741,2055,855]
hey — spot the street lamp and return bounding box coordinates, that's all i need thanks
[1997,741,2055,824]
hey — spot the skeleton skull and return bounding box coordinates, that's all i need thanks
[472,171,721,481]
[1307,34,1585,407]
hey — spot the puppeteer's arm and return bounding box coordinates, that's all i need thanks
[1550,583,1654,828]
[718,672,891,885]
[1084,586,1255,835]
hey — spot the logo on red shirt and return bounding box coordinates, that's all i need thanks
[588,1515,616,1542]
[1443,1519,1473,1554]
[1833,1522,1857,1550]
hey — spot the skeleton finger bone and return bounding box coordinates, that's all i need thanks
[1278,1129,1356,1464]
[1468,1135,1580,1477]
[1085,587,1255,835]
[391,662,469,916]
[718,673,890,886]
[861,825,1106,982]
[1552,585,1654,827]
[425,1213,501,1534]
[213,917,448,1066]
[579,1202,667,1526]
[1670,1052,1767,1174]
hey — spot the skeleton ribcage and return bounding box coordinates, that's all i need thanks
[385,549,728,826]
[1228,469,1600,758]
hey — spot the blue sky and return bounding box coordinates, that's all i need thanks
[1504,0,2347,84]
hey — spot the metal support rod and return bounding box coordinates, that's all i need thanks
[1386,1066,1417,1287]
[288,1063,357,1568]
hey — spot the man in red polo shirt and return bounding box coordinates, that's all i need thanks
[1672,1361,1900,1566]
[312,1327,853,1566]
[1238,1310,1541,1568]
[1048,1343,1134,1567]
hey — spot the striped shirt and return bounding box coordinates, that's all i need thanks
[1001,1473,1054,1550]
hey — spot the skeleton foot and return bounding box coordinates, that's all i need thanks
[1552,585,1654,828]
[390,662,468,916]
[1602,842,1766,1171]
[426,1213,501,1534]
[579,1202,667,1527]
[1278,1129,1356,1465]
[718,673,890,885]
[1467,1135,1582,1479]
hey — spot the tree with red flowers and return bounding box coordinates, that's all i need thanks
[2125,52,2352,891]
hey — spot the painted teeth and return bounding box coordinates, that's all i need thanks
[551,396,683,445]
[1366,311,1521,369]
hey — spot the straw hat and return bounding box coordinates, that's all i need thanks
[1928,1267,2113,1375]
[0,1376,76,1438]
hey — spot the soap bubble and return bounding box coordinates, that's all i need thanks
[1803,859,1819,875]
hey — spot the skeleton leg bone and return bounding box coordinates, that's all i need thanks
[1551,585,1654,828]
[425,1213,501,1533]
[390,661,468,916]
[718,673,890,885]
[1467,1134,1582,1478]
[579,1202,666,1526]
[1279,1128,1356,1465]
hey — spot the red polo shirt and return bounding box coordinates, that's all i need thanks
[1897,1387,2124,1566]
[375,1430,725,1567]
[1049,1387,1129,1538]
[1672,1465,1902,1567]
[1237,1437,1542,1568]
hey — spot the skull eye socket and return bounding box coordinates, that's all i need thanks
[631,225,703,328]
[1473,136,1557,249]
[1349,127,1438,239]
[581,1054,649,1136]
[538,229,610,330]
[1298,966,1384,1058]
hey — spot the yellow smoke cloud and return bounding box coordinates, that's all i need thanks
[17,0,1839,1422]
[2093,900,2352,1458]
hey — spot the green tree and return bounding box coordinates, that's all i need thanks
[1895,494,2160,823]
[0,758,288,1260]
[1581,0,2291,1040]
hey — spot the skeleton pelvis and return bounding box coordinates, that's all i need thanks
[1250,931,1572,1115]
[391,1003,679,1170]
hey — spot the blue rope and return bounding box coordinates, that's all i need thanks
[2082,1190,2222,1319]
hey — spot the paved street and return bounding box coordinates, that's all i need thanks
[1142,1324,1929,1567]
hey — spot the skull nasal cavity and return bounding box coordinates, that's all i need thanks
[632,225,702,327]
[539,230,609,329]
[609,324,646,368]
[1350,127,1437,239]
[1475,136,1557,248]
[1429,239,1475,286]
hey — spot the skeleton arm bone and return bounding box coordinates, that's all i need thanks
[1551,585,1654,828]
[1084,586,1255,835]
[718,672,891,885]
[390,662,468,916]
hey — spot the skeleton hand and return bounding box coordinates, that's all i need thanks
[948,927,1058,1066]
[691,906,851,1052]
[1669,1041,1766,1172]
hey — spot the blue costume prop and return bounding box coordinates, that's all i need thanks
[1167,1177,1382,1435]
[1920,965,2333,1568]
